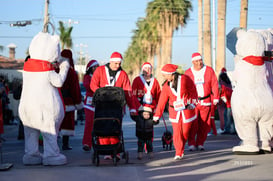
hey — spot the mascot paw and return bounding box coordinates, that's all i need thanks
[23,154,43,165]
[232,145,259,155]
[43,154,67,166]
[259,146,272,154]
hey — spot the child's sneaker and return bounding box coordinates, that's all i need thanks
[148,152,153,159]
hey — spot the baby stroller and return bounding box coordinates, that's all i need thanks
[92,86,129,166]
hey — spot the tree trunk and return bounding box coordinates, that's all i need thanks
[198,0,203,55]
[203,0,212,67]
[155,46,164,86]
[240,0,248,29]
[216,0,226,76]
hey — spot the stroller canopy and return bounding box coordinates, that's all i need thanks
[92,87,126,107]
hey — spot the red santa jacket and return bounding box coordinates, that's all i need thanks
[154,74,198,123]
[220,84,233,108]
[61,67,83,112]
[132,75,161,111]
[90,65,136,112]
[83,74,95,111]
[185,65,219,106]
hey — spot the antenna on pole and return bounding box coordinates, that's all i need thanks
[43,0,49,33]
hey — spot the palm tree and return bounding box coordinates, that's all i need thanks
[58,21,73,50]
[203,0,212,67]
[0,45,3,53]
[146,0,192,84]
[216,0,227,75]
[240,0,248,29]
[123,17,160,81]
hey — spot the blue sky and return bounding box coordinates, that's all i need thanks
[0,0,273,71]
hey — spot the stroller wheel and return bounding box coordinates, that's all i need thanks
[92,153,96,164]
[113,156,117,166]
[92,152,100,166]
[96,156,100,166]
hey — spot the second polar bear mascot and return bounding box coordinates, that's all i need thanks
[231,29,273,154]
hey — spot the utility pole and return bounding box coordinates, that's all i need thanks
[212,0,216,70]
[240,0,248,29]
[43,0,49,33]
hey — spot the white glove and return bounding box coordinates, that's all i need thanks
[59,59,69,70]
[213,99,219,105]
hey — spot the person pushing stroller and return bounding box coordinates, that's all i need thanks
[90,51,138,160]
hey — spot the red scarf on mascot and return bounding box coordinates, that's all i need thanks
[23,59,55,72]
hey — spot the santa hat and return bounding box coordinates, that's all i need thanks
[192,52,202,61]
[139,106,153,113]
[141,62,152,70]
[161,64,178,74]
[221,67,227,73]
[109,52,123,62]
[141,62,152,73]
[86,59,99,71]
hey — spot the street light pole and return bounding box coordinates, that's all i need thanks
[43,0,49,33]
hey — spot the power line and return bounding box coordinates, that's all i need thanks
[0,34,198,39]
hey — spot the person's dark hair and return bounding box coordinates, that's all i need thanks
[171,72,181,91]
[162,72,181,90]
[139,110,152,120]
[86,67,94,75]
[219,72,231,85]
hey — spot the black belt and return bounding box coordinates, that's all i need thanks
[198,95,210,100]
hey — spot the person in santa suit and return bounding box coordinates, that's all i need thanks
[82,59,99,151]
[185,52,219,151]
[153,64,198,160]
[132,62,161,112]
[90,51,137,159]
[132,62,161,158]
[59,49,83,150]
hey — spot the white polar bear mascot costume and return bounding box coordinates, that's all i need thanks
[19,32,69,165]
[231,29,273,155]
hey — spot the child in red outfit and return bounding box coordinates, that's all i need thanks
[220,84,235,134]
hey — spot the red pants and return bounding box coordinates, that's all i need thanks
[172,119,193,156]
[82,108,94,147]
[218,101,226,130]
[188,105,211,146]
[210,104,217,135]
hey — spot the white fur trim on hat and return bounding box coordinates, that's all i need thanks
[143,106,152,113]
[90,61,98,67]
[192,52,202,61]
[161,70,175,74]
[192,55,202,61]
[142,62,152,70]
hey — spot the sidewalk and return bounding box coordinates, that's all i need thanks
[1,113,273,181]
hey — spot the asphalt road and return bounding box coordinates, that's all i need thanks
[1,113,273,181]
